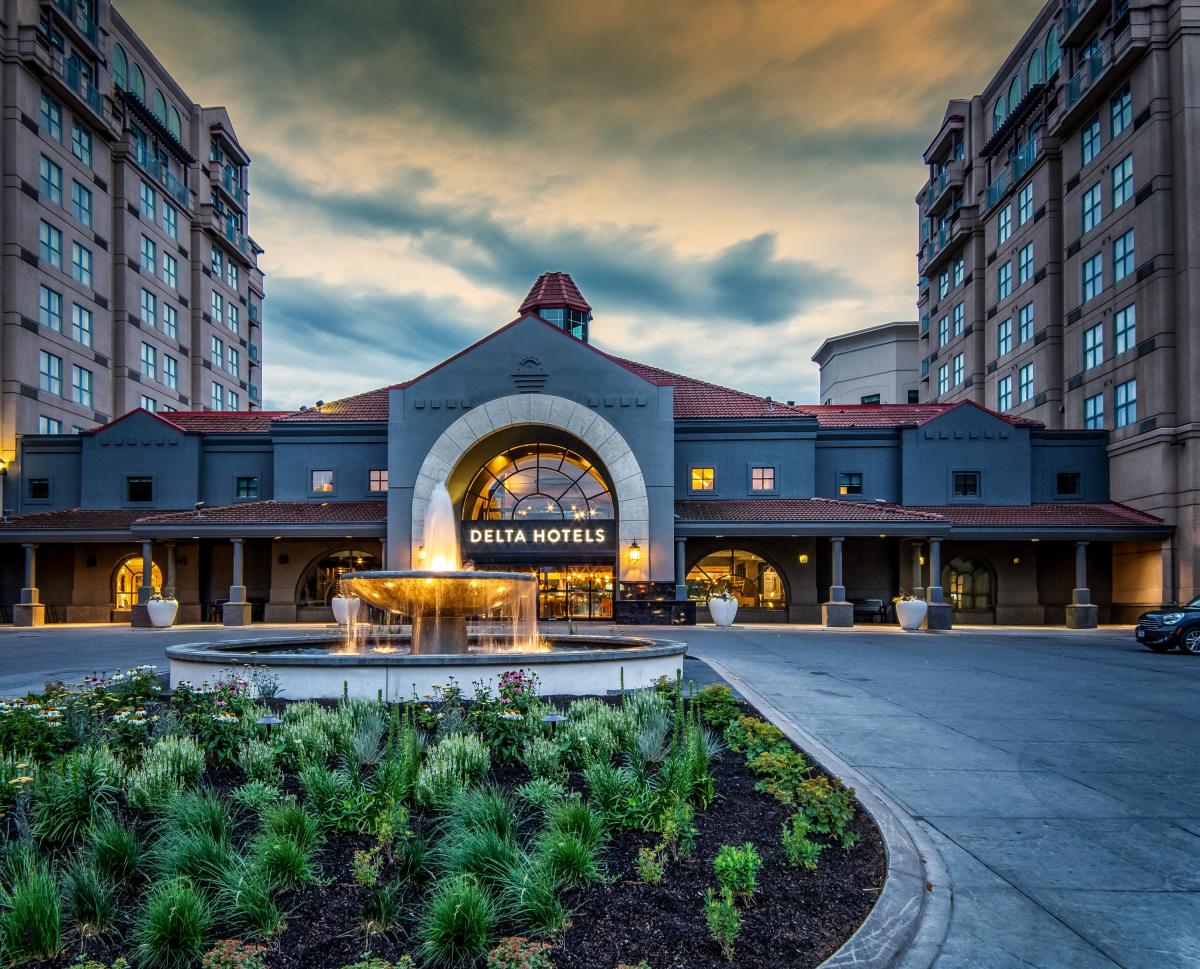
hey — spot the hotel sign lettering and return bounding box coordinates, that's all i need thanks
[461,520,617,559]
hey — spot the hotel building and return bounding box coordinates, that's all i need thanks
[0,273,1168,628]
[0,0,264,468]
[916,0,1199,606]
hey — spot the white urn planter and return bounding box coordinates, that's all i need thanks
[707,596,739,627]
[895,598,928,631]
[331,595,361,626]
[146,598,179,628]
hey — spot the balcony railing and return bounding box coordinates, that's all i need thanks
[55,0,97,44]
[1065,0,1100,30]
[248,383,260,403]
[248,302,259,322]
[248,342,259,362]
[219,165,247,207]
[135,144,190,208]
[1066,47,1108,109]
[986,168,1011,210]
[223,218,252,257]
[1011,137,1039,182]
[61,58,102,116]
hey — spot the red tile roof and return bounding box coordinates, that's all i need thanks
[791,400,1042,428]
[275,387,391,422]
[674,499,945,523]
[908,503,1165,528]
[163,412,292,433]
[0,508,185,531]
[605,357,811,419]
[519,272,591,314]
[137,500,387,526]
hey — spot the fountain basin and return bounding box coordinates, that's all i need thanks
[164,633,687,700]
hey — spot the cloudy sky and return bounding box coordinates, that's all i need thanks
[121,0,1043,410]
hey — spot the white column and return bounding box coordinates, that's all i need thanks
[829,536,845,601]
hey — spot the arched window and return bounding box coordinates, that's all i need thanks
[1008,75,1023,110]
[1045,26,1061,77]
[1027,49,1043,86]
[687,549,787,610]
[168,106,182,140]
[942,557,994,611]
[130,63,145,101]
[114,555,162,609]
[152,89,166,122]
[111,44,128,90]
[992,97,1006,134]
[297,549,381,606]
[463,444,613,521]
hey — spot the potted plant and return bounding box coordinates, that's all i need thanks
[707,588,739,627]
[331,593,361,626]
[146,593,178,628]
[893,594,928,631]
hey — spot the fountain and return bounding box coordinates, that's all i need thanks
[164,482,685,699]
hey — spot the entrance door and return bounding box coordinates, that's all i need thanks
[498,565,614,620]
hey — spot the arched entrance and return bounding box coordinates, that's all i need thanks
[296,548,382,607]
[686,548,788,611]
[942,556,995,622]
[113,556,162,609]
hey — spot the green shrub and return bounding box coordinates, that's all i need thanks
[713,843,761,904]
[703,887,740,961]
[695,684,741,729]
[163,789,233,843]
[153,828,237,893]
[521,738,566,784]
[545,796,604,851]
[250,832,317,890]
[0,853,62,962]
[201,938,268,969]
[415,734,490,810]
[32,746,121,844]
[435,826,523,892]
[146,735,207,784]
[127,762,187,814]
[417,875,497,968]
[393,832,428,882]
[794,775,857,842]
[214,859,283,939]
[87,818,141,886]
[339,958,415,969]
[135,878,212,969]
[623,687,671,727]
[359,880,404,941]
[63,860,115,940]
[449,786,516,842]
[260,798,321,851]
[486,936,554,969]
[229,780,281,815]
[514,778,565,813]
[238,739,281,784]
[635,846,664,885]
[723,716,787,760]
[497,862,568,938]
[781,813,823,871]
[581,761,636,826]
[535,830,600,888]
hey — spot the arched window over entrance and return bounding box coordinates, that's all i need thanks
[942,557,994,610]
[463,444,613,521]
[114,556,162,609]
[687,549,786,609]
[297,549,381,606]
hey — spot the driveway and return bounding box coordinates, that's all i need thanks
[676,624,1200,969]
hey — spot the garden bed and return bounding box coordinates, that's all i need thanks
[0,669,884,969]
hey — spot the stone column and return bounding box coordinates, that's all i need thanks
[130,540,155,627]
[223,537,252,626]
[821,536,853,627]
[911,542,925,599]
[164,542,177,598]
[925,536,953,630]
[13,544,44,626]
[1066,540,1099,628]
[674,537,687,601]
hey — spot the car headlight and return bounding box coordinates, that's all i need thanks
[1160,613,1185,625]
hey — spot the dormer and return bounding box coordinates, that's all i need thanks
[519,272,593,343]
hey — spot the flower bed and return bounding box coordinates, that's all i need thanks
[0,669,883,969]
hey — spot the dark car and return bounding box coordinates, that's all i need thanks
[1135,597,1200,654]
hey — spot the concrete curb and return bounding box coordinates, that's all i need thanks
[703,657,951,969]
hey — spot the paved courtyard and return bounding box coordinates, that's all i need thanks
[1,621,1197,968]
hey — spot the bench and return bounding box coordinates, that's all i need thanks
[850,598,888,623]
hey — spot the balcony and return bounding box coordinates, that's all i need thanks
[248,383,260,403]
[248,302,259,323]
[135,144,190,209]
[1049,25,1150,135]
[248,342,259,362]
[923,212,975,275]
[1063,0,1107,47]
[52,0,98,46]
[986,168,1010,210]
[1011,137,1039,182]
[213,163,247,209]
[928,160,966,217]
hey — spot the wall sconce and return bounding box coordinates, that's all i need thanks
[798,553,809,565]
[919,555,926,566]
[628,541,641,565]
[417,545,426,562]
[1012,556,1021,565]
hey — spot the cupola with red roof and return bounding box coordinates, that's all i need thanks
[519,272,593,343]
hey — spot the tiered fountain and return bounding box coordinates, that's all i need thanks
[165,483,685,699]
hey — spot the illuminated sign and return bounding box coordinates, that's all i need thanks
[461,520,616,560]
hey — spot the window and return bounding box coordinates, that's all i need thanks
[860,394,880,405]
[39,155,62,204]
[1008,75,1022,110]
[140,288,156,326]
[139,181,157,221]
[211,336,224,367]
[1111,85,1132,137]
[997,375,1013,412]
[998,261,1012,301]
[211,290,223,321]
[953,353,964,385]
[686,549,786,610]
[1018,243,1033,284]
[71,123,91,166]
[227,346,239,376]
[1018,363,1034,402]
[210,382,224,411]
[1112,154,1133,208]
[1018,182,1033,225]
[227,304,239,332]
[162,252,178,289]
[750,467,775,491]
[369,469,389,493]
[28,478,50,501]
[838,472,863,496]
[1083,323,1104,370]
[953,303,964,335]
[236,476,259,499]
[39,286,62,332]
[907,389,920,403]
[168,107,182,140]
[998,317,1012,356]
[1114,303,1137,354]
[38,416,62,434]
[126,476,153,503]
[141,342,157,380]
[226,263,238,289]
[71,304,92,346]
[953,256,964,287]
[998,204,1012,244]
[163,354,178,390]
[71,243,92,286]
[1028,48,1042,86]
[152,89,166,122]
[1018,303,1034,344]
[1056,472,1081,496]
[112,44,128,88]
[71,365,92,406]
[39,93,61,140]
[938,363,949,395]
[71,181,92,227]
[938,272,949,299]
[39,350,62,394]
[39,221,62,268]
[1083,253,1104,301]
[1113,229,1134,283]
[992,97,1005,134]
[1082,117,1101,165]
[163,204,178,240]
[938,316,949,347]
[690,467,715,491]
[1115,379,1137,428]
[1084,393,1104,429]
[1082,183,1102,233]
[465,444,613,522]
[311,470,335,494]
[227,390,240,411]
[953,471,980,498]
[211,248,223,276]
[130,64,145,101]
[140,235,155,273]
[163,304,178,340]
[1046,26,1061,76]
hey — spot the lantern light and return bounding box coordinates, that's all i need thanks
[628,541,641,565]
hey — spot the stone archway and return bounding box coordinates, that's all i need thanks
[411,394,650,580]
